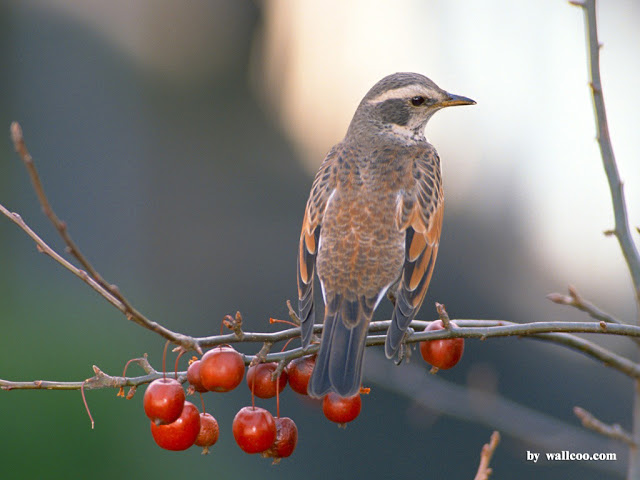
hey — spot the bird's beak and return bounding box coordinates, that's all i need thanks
[440,92,476,107]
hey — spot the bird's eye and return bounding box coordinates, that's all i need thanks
[411,96,425,106]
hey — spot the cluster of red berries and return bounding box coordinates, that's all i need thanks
[142,320,462,460]
[143,346,363,462]
[144,376,219,453]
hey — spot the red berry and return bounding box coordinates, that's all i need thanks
[150,401,200,451]
[200,346,245,392]
[322,392,362,424]
[286,355,316,395]
[143,378,185,425]
[419,320,464,369]
[232,406,276,454]
[195,413,219,454]
[246,363,288,399]
[262,417,298,461]
[187,360,207,393]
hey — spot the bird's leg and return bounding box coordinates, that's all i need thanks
[393,327,414,365]
[386,290,397,307]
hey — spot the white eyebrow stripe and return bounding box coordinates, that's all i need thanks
[366,84,435,104]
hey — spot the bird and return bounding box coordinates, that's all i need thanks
[297,72,475,398]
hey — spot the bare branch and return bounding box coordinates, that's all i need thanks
[8,122,202,354]
[547,285,640,345]
[570,1,640,477]
[0,363,184,391]
[574,406,636,447]
[3,317,640,391]
[568,2,640,302]
[474,431,500,480]
[0,204,123,310]
[548,285,625,324]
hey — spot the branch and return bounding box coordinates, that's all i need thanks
[474,431,500,480]
[3,318,640,391]
[8,122,201,354]
[0,361,182,392]
[574,406,636,448]
[570,1,640,303]
[548,285,625,325]
[570,3,640,478]
[548,285,640,346]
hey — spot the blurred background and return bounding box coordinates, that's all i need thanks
[0,0,638,478]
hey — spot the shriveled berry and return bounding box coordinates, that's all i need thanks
[262,417,298,462]
[286,355,316,395]
[194,412,219,454]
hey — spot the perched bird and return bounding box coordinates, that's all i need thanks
[297,72,475,398]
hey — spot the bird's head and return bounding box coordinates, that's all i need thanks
[347,72,475,142]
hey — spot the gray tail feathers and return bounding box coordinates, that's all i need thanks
[307,295,372,398]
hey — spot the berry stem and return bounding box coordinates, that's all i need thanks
[162,340,170,380]
[80,381,95,429]
[270,317,299,328]
[251,368,256,409]
[276,374,281,418]
[279,337,295,353]
[200,392,206,414]
[174,349,185,380]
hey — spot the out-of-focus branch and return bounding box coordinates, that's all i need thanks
[574,406,636,448]
[365,350,625,477]
[474,431,500,480]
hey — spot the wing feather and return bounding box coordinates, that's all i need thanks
[297,148,339,348]
[385,150,444,360]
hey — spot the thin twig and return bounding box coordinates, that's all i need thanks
[548,285,640,346]
[0,363,185,391]
[435,302,452,329]
[474,431,500,480]
[574,406,636,447]
[548,285,625,324]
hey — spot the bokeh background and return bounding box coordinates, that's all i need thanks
[1,1,639,478]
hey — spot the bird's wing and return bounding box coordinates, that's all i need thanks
[298,147,339,347]
[385,148,444,359]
